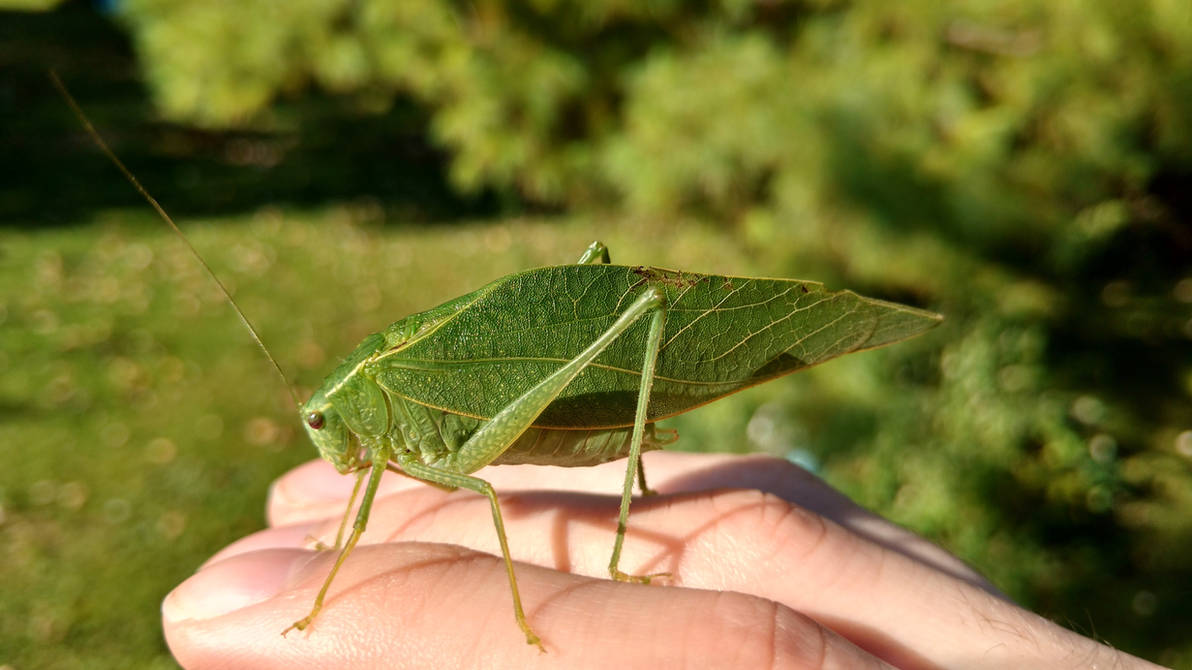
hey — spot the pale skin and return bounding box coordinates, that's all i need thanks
[162,451,1166,670]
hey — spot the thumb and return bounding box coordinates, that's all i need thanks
[163,541,890,669]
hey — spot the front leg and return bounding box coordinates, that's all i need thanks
[283,458,387,636]
[309,468,367,551]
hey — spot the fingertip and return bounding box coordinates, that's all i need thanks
[164,548,312,626]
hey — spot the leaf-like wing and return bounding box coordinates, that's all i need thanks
[372,264,941,428]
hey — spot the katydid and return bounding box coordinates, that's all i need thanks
[54,73,943,652]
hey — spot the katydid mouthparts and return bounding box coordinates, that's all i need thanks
[54,71,943,653]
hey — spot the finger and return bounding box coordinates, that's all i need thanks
[267,453,991,591]
[244,481,1046,669]
[163,543,891,670]
[206,473,1147,669]
[656,456,999,591]
[228,464,659,567]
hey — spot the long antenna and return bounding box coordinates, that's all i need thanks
[50,70,303,408]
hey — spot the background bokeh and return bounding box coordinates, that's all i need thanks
[3,1,1191,667]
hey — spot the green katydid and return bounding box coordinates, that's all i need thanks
[54,73,942,652]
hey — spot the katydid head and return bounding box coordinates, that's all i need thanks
[299,333,389,473]
[300,390,364,474]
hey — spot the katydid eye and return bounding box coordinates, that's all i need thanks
[305,411,325,430]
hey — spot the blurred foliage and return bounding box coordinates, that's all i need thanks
[0,0,62,9]
[4,0,1192,667]
[117,0,1192,219]
[0,2,505,227]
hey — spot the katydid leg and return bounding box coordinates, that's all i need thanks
[364,285,664,650]
[391,285,664,648]
[577,240,659,497]
[395,454,545,652]
[609,305,668,583]
[307,467,367,551]
[284,457,387,635]
[576,240,610,265]
[442,287,664,473]
[329,468,368,550]
[386,463,456,492]
[576,238,662,495]
[635,455,658,496]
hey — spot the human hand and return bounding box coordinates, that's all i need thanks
[162,452,1164,669]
